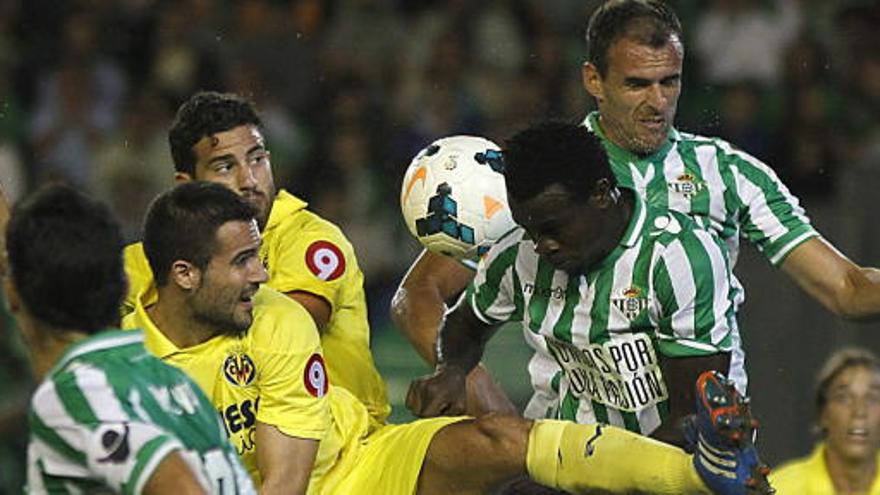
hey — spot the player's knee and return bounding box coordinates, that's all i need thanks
[472,413,531,459]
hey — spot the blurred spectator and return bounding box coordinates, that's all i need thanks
[92,89,172,241]
[771,347,880,494]
[28,12,127,188]
[694,0,802,87]
[772,33,842,199]
[714,81,773,160]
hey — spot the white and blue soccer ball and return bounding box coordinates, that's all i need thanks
[400,135,515,262]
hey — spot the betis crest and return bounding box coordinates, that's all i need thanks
[667,173,706,199]
[612,286,649,321]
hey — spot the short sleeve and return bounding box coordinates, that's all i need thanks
[467,237,523,324]
[264,213,358,312]
[251,294,331,440]
[29,372,183,495]
[721,142,818,265]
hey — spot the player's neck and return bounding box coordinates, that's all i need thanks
[148,295,218,349]
[30,324,89,379]
[825,447,878,493]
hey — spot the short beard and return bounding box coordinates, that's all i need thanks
[192,308,251,339]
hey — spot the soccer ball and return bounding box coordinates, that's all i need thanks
[400,135,515,262]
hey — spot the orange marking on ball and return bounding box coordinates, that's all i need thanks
[483,195,503,219]
[403,166,427,204]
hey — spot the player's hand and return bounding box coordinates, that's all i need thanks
[465,364,518,416]
[406,366,468,417]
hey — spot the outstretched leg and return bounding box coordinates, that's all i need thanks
[416,414,709,495]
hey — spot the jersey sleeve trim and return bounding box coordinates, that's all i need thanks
[768,229,819,266]
[129,436,183,495]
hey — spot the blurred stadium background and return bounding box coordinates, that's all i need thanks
[0,0,879,491]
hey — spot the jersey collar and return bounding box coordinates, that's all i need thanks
[128,292,184,360]
[49,330,145,376]
[589,186,648,273]
[583,111,680,164]
[264,189,308,233]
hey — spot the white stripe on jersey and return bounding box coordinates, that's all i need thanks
[73,364,129,422]
[31,382,87,466]
[28,436,92,480]
[662,148,691,214]
[695,230,734,347]
[730,163,789,245]
[695,144,733,257]
[604,240,642,337]
[662,239,698,340]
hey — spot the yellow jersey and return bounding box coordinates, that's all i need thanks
[122,285,377,489]
[770,442,880,494]
[122,189,390,423]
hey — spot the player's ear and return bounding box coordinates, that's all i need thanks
[170,260,201,290]
[590,178,617,209]
[582,62,603,101]
[174,172,194,184]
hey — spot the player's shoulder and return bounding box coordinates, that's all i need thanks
[769,446,826,492]
[250,286,321,348]
[272,192,351,240]
[478,227,528,266]
[677,130,768,167]
[32,333,144,415]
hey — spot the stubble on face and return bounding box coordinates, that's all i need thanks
[594,35,683,156]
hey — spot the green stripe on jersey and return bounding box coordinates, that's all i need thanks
[653,259,678,333]
[473,244,520,321]
[527,259,556,334]
[30,412,86,465]
[53,370,100,427]
[587,268,614,345]
[552,276,581,342]
[678,234,717,341]
[560,392,580,421]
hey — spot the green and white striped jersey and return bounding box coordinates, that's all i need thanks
[26,330,255,495]
[584,111,817,267]
[467,194,740,435]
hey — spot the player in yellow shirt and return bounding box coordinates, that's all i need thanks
[770,348,880,494]
[125,180,771,495]
[121,91,389,423]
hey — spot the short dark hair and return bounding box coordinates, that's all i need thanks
[586,0,683,77]
[143,181,258,287]
[503,121,615,205]
[6,185,125,334]
[815,347,880,414]
[168,91,263,175]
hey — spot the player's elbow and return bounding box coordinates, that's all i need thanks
[826,268,877,321]
[389,286,410,327]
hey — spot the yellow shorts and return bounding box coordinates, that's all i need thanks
[321,416,468,494]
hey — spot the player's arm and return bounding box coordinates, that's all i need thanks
[256,422,319,495]
[391,249,475,362]
[781,237,880,320]
[406,299,501,417]
[286,291,332,330]
[393,249,517,416]
[654,354,730,447]
[725,146,880,319]
[143,451,209,495]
